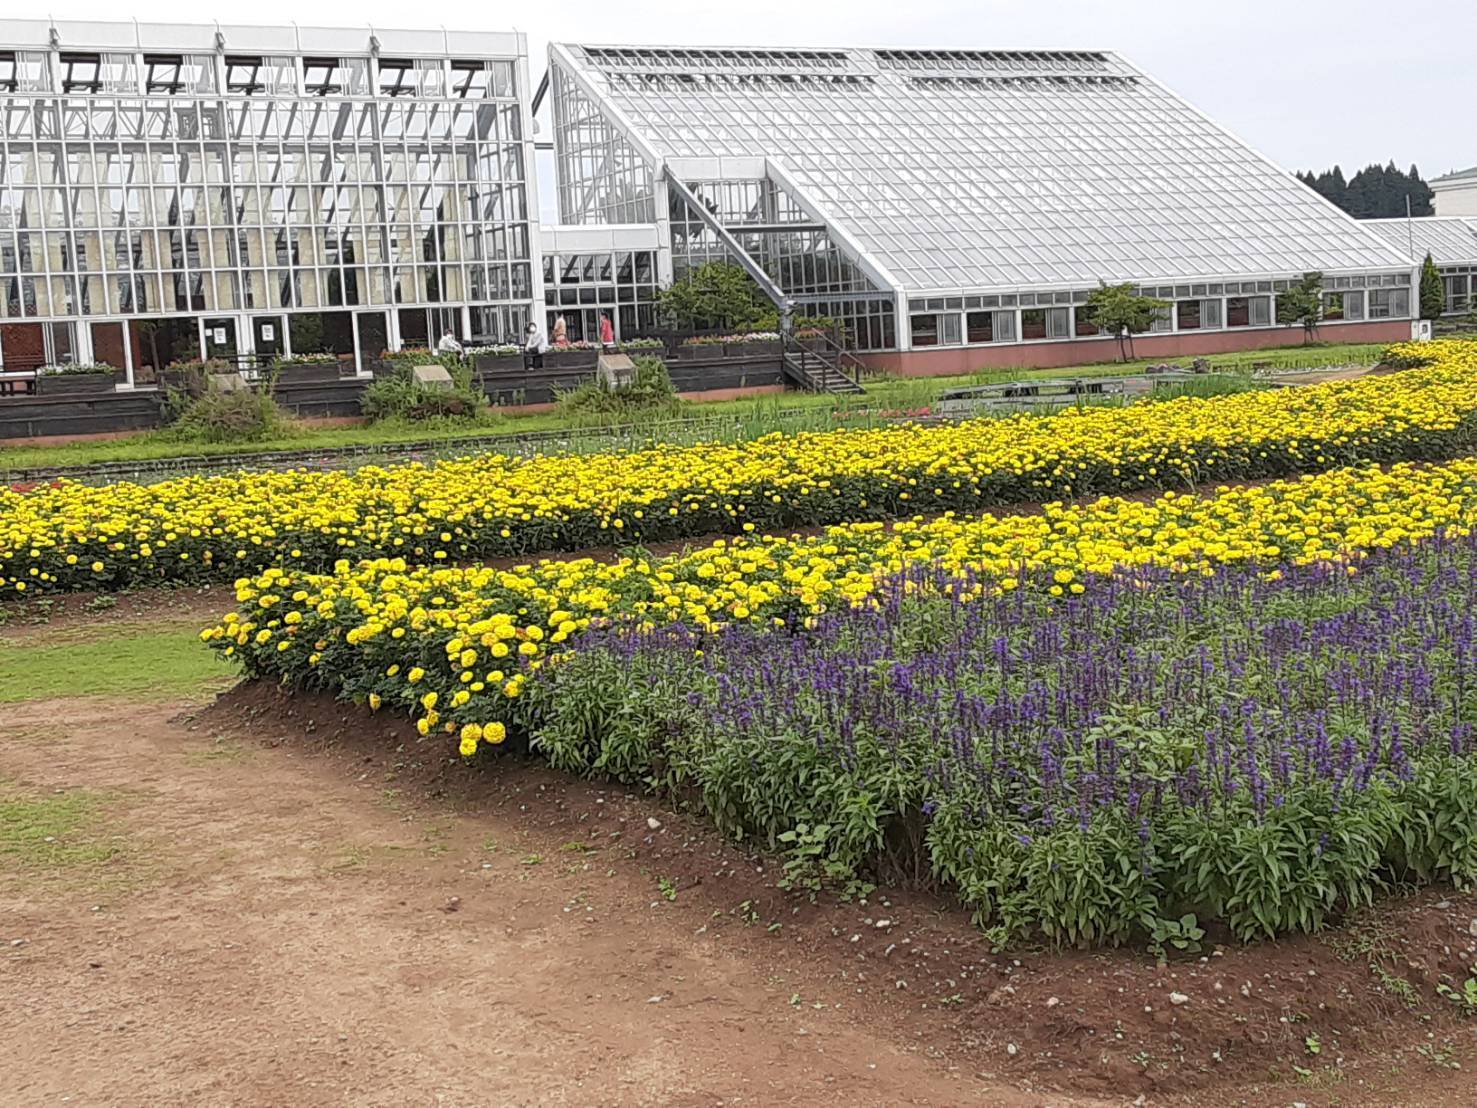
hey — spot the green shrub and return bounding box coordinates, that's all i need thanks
[168,384,293,444]
[360,366,486,424]
[556,356,682,419]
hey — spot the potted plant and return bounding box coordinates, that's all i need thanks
[271,352,344,384]
[35,362,117,396]
[469,343,525,375]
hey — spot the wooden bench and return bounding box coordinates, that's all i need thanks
[0,370,36,396]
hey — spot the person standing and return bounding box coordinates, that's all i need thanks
[552,314,568,347]
[599,314,615,350]
[522,321,548,369]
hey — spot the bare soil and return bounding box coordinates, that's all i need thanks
[5,682,1477,1107]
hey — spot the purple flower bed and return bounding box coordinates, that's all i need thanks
[521,534,1477,945]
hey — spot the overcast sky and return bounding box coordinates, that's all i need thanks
[27,0,1477,214]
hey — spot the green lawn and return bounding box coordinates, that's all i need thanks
[0,623,233,703]
[0,338,1392,474]
[0,783,120,873]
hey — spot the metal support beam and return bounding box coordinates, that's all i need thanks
[662,165,792,316]
[721,221,827,235]
[531,68,550,117]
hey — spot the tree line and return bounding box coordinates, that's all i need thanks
[1296,162,1435,218]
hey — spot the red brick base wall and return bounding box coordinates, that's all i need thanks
[856,321,1413,377]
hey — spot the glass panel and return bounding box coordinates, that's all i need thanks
[356,311,389,360]
[909,313,939,347]
[564,47,1409,294]
[253,315,285,357]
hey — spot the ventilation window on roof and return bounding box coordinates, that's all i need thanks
[144,55,183,94]
[450,60,488,99]
[378,59,415,97]
[60,53,101,94]
[303,58,343,97]
[225,55,264,95]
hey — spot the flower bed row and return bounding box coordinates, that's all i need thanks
[205,456,1477,758]
[2,341,1473,596]
[525,540,1477,944]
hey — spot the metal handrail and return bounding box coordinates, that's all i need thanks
[792,326,871,379]
[780,332,864,393]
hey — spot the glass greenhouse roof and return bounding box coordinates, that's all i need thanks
[1362,217,1477,265]
[556,45,1412,293]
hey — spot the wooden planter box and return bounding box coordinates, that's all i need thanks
[671,345,716,361]
[274,361,344,384]
[36,371,115,396]
[726,341,780,358]
[473,353,527,374]
[544,350,598,369]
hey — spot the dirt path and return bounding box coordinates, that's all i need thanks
[6,675,1477,1107]
[1,694,1060,1108]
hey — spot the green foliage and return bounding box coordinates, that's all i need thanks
[555,356,682,419]
[1437,971,1477,1014]
[1421,253,1446,321]
[360,364,485,424]
[1277,272,1325,342]
[167,382,293,444]
[657,262,770,332]
[1082,282,1169,361]
[1297,162,1434,218]
[1145,913,1205,960]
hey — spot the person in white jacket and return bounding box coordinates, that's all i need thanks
[435,331,464,356]
[522,321,549,369]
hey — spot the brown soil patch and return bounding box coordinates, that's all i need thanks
[0,584,233,640]
[6,683,1477,1106]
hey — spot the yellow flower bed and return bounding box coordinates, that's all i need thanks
[205,455,1477,755]
[5,340,1475,595]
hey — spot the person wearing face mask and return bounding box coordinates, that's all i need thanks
[523,321,548,369]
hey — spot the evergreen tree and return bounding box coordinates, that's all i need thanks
[1297,163,1434,218]
[1420,253,1446,320]
[1408,165,1435,216]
